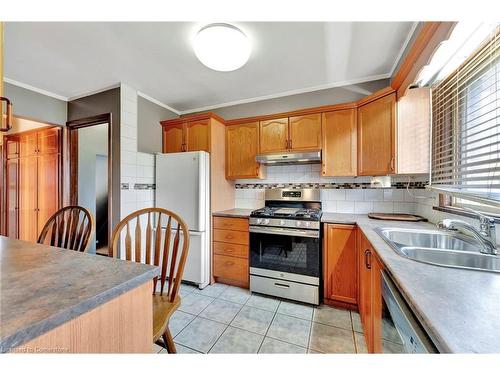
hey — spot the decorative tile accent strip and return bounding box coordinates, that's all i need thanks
[121,183,130,190]
[133,183,156,190]
[235,181,428,190]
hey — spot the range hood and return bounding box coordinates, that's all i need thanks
[256,151,321,165]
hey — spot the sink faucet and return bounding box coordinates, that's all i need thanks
[437,210,498,255]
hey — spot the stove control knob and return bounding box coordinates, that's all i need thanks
[304,221,310,228]
[280,220,286,226]
[296,221,302,227]
[256,218,263,225]
[264,219,270,225]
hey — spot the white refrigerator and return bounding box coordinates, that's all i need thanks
[155,151,210,289]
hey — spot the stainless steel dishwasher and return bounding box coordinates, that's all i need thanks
[381,271,438,353]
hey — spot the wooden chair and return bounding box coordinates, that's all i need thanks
[109,208,190,354]
[38,205,95,252]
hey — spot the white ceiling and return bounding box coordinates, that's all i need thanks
[5,22,416,113]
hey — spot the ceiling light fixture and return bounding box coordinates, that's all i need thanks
[193,23,251,72]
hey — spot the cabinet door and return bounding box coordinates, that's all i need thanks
[322,109,357,176]
[6,158,19,238]
[19,156,38,242]
[323,224,357,306]
[162,124,185,153]
[19,132,38,157]
[289,114,322,151]
[226,122,261,179]
[186,119,210,152]
[259,118,289,154]
[358,93,396,175]
[37,127,60,155]
[6,136,20,159]
[37,154,60,236]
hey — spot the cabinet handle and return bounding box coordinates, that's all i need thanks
[224,248,235,253]
[364,249,372,269]
[224,261,235,267]
[289,139,292,149]
[390,156,394,171]
[285,139,289,149]
[226,234,234,239]
[274,282,290,289]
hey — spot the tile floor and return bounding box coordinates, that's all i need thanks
[152,283,368,354]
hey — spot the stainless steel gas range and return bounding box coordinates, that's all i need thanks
[249,188,322,305]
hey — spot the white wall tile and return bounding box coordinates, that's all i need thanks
[346,189,364,201]
[355,201,373,214]
[337,201,355,213]
[364,189,383,201]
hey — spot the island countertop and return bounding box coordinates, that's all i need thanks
[0,236,159,352]
[321,213,500,353]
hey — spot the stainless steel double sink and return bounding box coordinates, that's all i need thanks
[374,227,500,273]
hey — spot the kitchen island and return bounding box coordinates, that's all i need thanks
[0,236,159,353]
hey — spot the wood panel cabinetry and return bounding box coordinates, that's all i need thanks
[162,124,184,153]
[161,117,212,153]
[357,93,396,176]
[226,122,265,179]
[323,224,358,309]
[185,119,210,152]
[358,230,383,353]
[212,216,249,288]
[289,114,322,151]
[259,118,289,154]
[321,109,357,176]
[3,126,61,242]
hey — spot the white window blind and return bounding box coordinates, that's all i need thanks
[431,26,500,203]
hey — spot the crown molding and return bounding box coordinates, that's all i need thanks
[137,91,181,115]
[178,73,391,115]
[4,77,68,101]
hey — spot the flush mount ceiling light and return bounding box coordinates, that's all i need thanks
[193,23,251,72]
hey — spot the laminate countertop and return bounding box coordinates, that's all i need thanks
[321,212,500,353]
[0,236,159,352]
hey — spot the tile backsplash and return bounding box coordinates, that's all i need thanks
[234,164,428,215]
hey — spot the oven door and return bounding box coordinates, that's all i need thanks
[249,225,320,279]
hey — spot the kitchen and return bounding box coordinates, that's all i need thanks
[1,3,500,372]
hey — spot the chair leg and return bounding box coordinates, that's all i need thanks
[162,328,177,354]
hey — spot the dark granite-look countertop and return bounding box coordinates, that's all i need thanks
[213,208,253,218]
[0,236,159,352]
[321,213,500,353]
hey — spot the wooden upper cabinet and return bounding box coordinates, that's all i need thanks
[37,128,60,155]
[322,109,357,177]
[20,132,38,157]
[259,118,289,154]
[18,155,38,242]
[162,124,184,153]
[226,122,263,179]
[323,224,357,308]
[357,93,396,176]
[397,87,431,174]
[185,119,210,152]
[289,114,321,151]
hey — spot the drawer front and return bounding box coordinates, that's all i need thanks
[213,229,249,245]
[213,216,249,231]
[214,254,248,283]
[213,241,248,259]
[250,275,319,305]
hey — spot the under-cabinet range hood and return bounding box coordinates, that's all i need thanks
[256,151,321,165]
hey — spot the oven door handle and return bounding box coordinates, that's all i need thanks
[249,226,320,238]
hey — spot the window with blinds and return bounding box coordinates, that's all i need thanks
[431,26,500,205]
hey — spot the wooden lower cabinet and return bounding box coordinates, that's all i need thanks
[323,224,358,309]
[212,216,249,288]
[358,230,383,353]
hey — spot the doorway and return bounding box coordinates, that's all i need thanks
[67,114,112,256]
